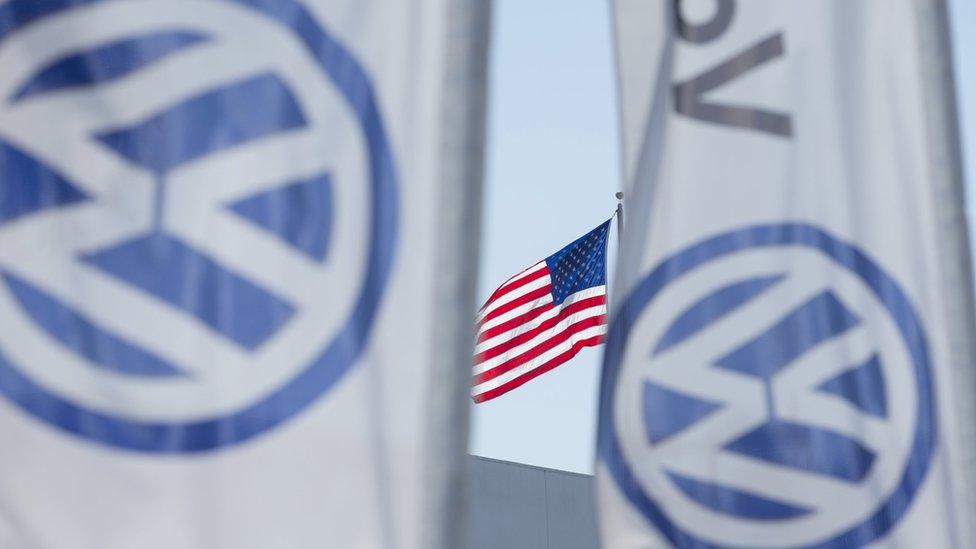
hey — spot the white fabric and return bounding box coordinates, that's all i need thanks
[599,1,976,547]
[0,1,487,548]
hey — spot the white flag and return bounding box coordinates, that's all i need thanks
[598,1,976,547]
[0,1,488,548]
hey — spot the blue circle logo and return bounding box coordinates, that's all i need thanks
[598,224,936,548]
[0,0,397,452]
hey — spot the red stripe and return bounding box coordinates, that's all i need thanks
[477,284,553,326]
[478,265,549,311]
[475,296,607,362]
[477,294,606,343]
[473,315,606,385]
[478,302,555,343]
[479,265,541,311]
[472,335,604,403]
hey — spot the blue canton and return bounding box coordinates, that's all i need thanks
[545,220,610,305]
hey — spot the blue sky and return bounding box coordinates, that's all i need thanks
[469,0,976,474]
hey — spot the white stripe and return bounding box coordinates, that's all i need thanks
[477,286,606,346]
[476,262,546,317]
[477,285,605,334]
[476,274,551,322]
[477,294,553,333]
[474,305,606,375]
[476,300,606,355]
[472,324,607,395]
[495,261,547,293]
[476,306,560,353]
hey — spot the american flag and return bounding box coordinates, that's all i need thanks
[472,220,611,403]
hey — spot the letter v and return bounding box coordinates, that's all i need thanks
[673,33,793,137]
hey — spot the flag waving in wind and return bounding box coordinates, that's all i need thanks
[473,220,611,403]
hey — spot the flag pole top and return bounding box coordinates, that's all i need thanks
[614,192,624,239]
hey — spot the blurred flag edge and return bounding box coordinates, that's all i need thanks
[423,1,493,548]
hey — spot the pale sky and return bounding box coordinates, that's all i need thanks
[468,0,976,474]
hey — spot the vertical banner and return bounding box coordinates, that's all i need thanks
[599,1,976,548]
[0,1,489,548]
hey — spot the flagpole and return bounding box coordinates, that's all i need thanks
[608,191,624,317]
[615,191,624,237]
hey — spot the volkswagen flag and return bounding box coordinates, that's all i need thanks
[0,1,488,548]
[598,1,976,548]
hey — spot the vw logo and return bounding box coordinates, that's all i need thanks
[0,0,397,452]
[598,224,936,548]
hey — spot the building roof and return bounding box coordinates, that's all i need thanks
[464,455,598,549]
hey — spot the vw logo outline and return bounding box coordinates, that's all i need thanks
[0,0,398,453]
[598,223,936,548]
